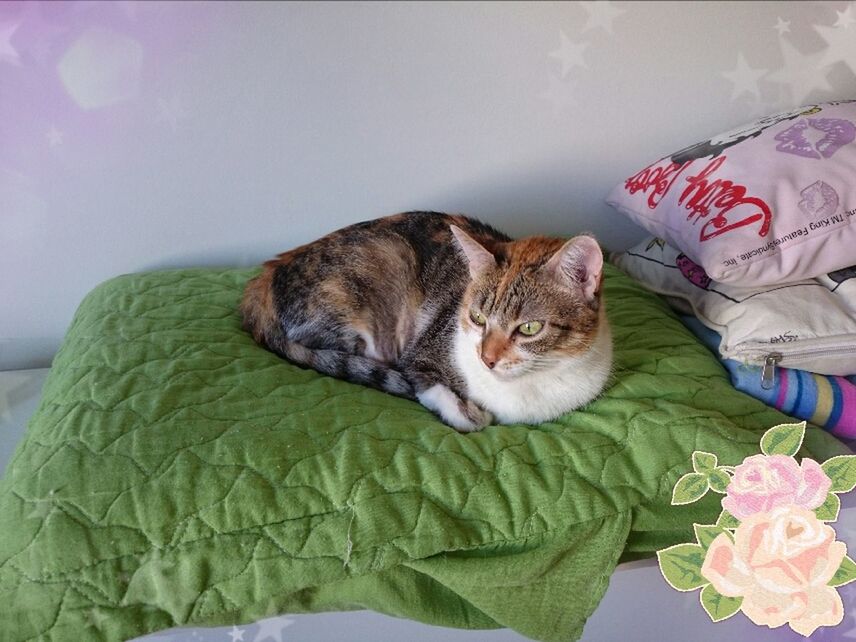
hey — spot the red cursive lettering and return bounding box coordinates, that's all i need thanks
[624,160,691,209]
[678,157,772,241]
[623,155,773,242]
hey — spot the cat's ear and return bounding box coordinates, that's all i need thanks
[450,225,496,280]
[545,235,603,302]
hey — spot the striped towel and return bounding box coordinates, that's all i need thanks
[681,316,856,443]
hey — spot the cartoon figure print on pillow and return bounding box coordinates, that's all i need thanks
[675,253,711,290]
[829,265,856,285]
[606,100,856,287]
[669,104,823,164]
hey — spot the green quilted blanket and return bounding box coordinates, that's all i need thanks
[0,265,848,642]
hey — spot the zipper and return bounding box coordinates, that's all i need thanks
[760,353,782,390]
[754,345,856,389]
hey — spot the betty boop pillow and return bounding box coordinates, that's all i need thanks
[606,100,856,287]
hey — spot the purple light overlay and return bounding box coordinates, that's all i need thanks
[1,1,218,184]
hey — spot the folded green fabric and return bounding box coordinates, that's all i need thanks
[0,265,847,641]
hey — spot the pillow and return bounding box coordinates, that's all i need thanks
[606,100,856,287]
[680,315,856,442]
[612,237,856,377]
[1,266,850,642]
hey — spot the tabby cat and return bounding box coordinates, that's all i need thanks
[241,212,612,431]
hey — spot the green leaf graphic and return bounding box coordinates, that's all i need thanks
[815,493,841,522]
[829,555,856,588]
[821,455,856,494]
[707,468,730,494]
[759,421,805,457]
[694,524,726,550]
[716,510,740,529]
[700,584,742,622]
[672,472,710,505]
[657,543,708,592]
[692,451,717,473]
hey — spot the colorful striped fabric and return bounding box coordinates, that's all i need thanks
[681,317,856,444]
[738,363,856,439]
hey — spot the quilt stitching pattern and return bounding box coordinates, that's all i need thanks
[1,266,846,642]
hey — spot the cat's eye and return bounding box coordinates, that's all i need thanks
[517,321,543,336]
[470,309,487,326]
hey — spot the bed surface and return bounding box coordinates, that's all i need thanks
[6,369,853,642]
[0,266,851,642]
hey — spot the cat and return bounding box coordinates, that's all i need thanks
[240,211,612,431]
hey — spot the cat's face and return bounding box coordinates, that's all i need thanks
[451,228,603,379]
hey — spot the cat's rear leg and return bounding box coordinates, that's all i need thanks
[415,383,493,432]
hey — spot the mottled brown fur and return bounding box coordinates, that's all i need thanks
[241,211,609,429]
[240,261,277,344]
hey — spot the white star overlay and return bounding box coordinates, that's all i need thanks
[26,498,53,520]
[773,17,791,36]
[835,3,856,29]
[815,22,856,76]
[540,72,576,115]
[252,615,294,642]
[579,1,626,35]
[229,625,246,642]
[156,96,188,132]
[0,19,22,66]
[46,126,64,147]
[11,2,69,66]
[549,30,588,77]
[766,36,833,105]
[85,607,109,631]
[721,53,767,102]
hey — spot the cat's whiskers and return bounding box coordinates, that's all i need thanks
[243,210,611,430]
[500,356,554,376]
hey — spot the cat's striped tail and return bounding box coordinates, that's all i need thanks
[266,332,416,400]
[240,271,415,400]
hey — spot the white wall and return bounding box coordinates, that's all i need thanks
[2,1,855,369]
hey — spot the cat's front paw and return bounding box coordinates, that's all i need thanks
[416,384,493,432]
[457,399,494,433]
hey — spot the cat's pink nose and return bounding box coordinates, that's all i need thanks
[480,332,507,370]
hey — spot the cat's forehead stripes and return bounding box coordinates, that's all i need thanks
[480,289,496,314]
[496,238,563,289]
[478,236,566,321]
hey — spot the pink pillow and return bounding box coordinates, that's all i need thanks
[606,100,856,286]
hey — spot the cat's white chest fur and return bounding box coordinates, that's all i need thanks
[453,319,613,425]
